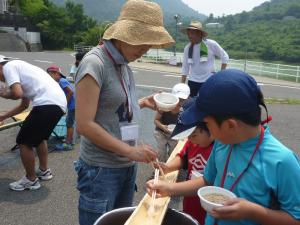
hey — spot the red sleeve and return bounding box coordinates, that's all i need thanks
[176,140,191,159]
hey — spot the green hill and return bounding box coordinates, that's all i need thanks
[50,0,207,24]
[204,0,300,63]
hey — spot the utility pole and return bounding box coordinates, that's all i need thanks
[173,14,181,56]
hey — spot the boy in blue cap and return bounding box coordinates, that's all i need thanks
[147,69,300,225]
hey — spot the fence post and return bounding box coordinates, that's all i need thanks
[276,64,279,79]
[156,49,158,63]
[259,62,263,76]
[296,66,300,83]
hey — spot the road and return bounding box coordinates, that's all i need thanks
[0,51,299,225]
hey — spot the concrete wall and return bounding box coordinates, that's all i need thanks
[0,32,27,51]
[0,26,41,44]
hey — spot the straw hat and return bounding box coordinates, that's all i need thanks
[103,0,174,48]
[181,21,208,37]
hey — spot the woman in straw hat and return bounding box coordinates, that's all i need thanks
[181,20,229,97]
[74,1,174,224]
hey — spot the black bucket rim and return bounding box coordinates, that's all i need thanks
[93,206,199,225]
[94,207,136,225]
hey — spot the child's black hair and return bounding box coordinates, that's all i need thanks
[75,52,86,61]
[196,122,210,135]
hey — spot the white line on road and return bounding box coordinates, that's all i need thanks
[34,60,53,64]
[136,84,172,90]
[163,74,181,78]
[261,83,300,90]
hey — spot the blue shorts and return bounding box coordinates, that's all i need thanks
[66,109,75,128]
[74,159,137,225]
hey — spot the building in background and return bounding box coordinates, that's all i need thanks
[0,0,9,13]
[0,0,41,51]
[206,23,224,28]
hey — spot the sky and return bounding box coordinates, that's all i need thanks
[182,0,270,17]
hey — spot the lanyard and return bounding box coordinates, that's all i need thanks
[100,45,133,122]
[213,126,264,225]
[220,126,265,191]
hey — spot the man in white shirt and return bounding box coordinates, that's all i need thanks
[181,21,229,97]
[0,56,67,191]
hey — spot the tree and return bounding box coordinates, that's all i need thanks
[19,0,46,18]
[206,13,214,23]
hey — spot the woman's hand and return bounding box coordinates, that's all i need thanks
[153,161,170,174]
[127,144,157,163]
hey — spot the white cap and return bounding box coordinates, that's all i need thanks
[171,83,190,99]
[0,55,13,64]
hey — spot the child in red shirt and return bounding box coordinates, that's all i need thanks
[156,122,214,225]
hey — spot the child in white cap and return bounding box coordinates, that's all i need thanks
[154,83,190,162]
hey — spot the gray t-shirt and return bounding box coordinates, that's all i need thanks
[75,46,135,168]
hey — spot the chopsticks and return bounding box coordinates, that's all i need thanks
[148,168,159,216]
[151,159,165,180]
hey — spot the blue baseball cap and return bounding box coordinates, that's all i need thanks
[171,69,261,139]
[171,97,198,140]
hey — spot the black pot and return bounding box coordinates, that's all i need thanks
[94,207,200,225]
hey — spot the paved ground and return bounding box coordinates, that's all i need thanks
[0,51,299,225]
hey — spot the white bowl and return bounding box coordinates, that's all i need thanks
[154,92,179,112]
[197,186,237,213]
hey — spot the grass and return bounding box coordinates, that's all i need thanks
[265,98,300,105]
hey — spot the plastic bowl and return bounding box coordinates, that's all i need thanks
[197,186,237,213]
[154,92,179,112]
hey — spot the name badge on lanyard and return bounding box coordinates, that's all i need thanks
[120,123,139,146]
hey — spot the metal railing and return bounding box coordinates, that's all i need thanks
[73,46,300,83]
[73,44,93,52]
[141,49,300,83]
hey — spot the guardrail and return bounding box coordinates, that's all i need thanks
[73,45,300,83]
[141,49,300,83]
[74,44,93,52]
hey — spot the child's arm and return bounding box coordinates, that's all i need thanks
[156,155,182,174]
[154,111,169,133]
[63,86,74,103]
[211,198,300,225]
[147,176,207,198]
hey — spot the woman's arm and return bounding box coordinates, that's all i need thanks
[76,74,157,163]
